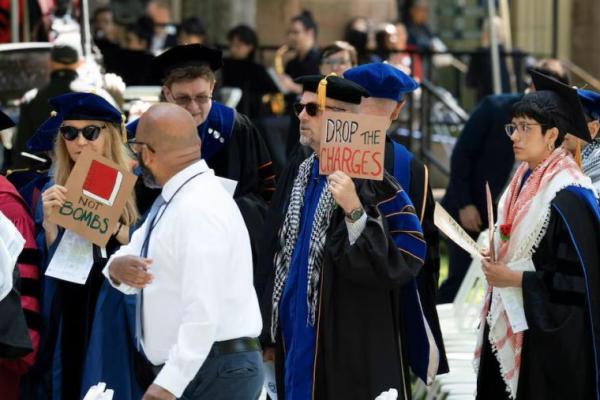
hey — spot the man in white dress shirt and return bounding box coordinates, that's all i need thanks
[104,103,263,400]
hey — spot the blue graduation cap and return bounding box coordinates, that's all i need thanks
[343,63,419,102]
[0,109,15,131]
[26,92,125,153]
[577,89,600,121]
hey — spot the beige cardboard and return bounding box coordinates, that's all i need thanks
[318,110,389,180]
[48,147,137,247]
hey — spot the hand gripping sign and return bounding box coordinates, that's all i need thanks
[48,147,137,247]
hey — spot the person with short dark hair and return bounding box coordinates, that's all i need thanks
[177,17,206,45]
[474,70,600,400]
[13,43,82,169]
[222,25,279,120]
[438,59,572,303]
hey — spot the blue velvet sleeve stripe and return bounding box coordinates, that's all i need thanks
[377,185,427,264]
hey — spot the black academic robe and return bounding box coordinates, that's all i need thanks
[259,150,424,400]
[384,139,449,374]
[476,189,600,400]
[220,58,279,120]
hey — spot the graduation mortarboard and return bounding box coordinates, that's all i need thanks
[577,89,600,121]
[151,44,223,82]
[295,74,369,108]
[27,92,126,153]
[343,62,419,102]
[0,109,15,131]
[523,69,591,142]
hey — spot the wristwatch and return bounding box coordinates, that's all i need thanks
[345,207,365,222]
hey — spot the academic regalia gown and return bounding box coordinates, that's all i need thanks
[476,187,600,400]
[0,176,41,400]
[258,150,427,400]
[385,139,448,376]
[28,181,122,400]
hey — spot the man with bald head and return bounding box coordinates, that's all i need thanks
[104,103,264,400]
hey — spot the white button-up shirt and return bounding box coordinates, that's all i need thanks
[104,160,262,397]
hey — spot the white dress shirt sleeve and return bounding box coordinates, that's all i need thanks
[345,212,368,245]
[102,222,146,295]
[153,211,225,397]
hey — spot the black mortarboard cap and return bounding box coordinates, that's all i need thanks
[0,109,15,131]
[295,74,369,105]
[27,92,125,152]
[526,69,591,142]
[151,44,223,82]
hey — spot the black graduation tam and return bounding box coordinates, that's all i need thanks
[27,92,125,153]
[151,44,223,82]
[295,74,369,105]
[523,69,591,142]
[0,109,15,131]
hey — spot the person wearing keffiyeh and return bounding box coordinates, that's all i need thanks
[474,70,600,400]
[256,74,426,400]
[562,89,600,194]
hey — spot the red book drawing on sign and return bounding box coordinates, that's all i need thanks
[82,160,123,206]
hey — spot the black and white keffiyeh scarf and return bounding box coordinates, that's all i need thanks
[582,138,600,190]
[271,153,336,341]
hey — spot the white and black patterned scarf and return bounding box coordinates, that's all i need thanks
[582,138,600,191]
[271,154,336,341]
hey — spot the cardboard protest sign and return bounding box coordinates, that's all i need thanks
[319,111,389,180]
[48,147,137,247]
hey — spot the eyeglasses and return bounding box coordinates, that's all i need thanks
[172,95,212,107]
[59,125,106,141]
[293,102,346,117]
[322,58,352,66]
[126,139,155,154]
[504,122,546,138]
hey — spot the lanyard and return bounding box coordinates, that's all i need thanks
[140,171,204,257]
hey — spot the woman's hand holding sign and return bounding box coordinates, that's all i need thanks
[42,184,67,246]
[328,171,362,214]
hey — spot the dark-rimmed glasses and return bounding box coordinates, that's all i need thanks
[127,139,155,153]
[59,125,106,141]
[504,122,546,138]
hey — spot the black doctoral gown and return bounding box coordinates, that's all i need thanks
[258,150,425,400]
[384,138,448,374]
[476,188,600,400]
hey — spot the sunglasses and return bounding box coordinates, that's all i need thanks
[59,125,106,141]
[293,102,347,117]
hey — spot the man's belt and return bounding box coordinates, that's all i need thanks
[209,337,261,357]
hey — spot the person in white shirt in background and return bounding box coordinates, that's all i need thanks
[104,103,263,400]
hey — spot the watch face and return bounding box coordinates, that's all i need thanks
[349,208,364,221]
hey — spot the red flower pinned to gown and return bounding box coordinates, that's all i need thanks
[499,223,512,242]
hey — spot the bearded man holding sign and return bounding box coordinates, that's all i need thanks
[257,74,427,399]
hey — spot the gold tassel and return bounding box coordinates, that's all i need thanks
[317,73,338,112]
[575,140,582,170]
